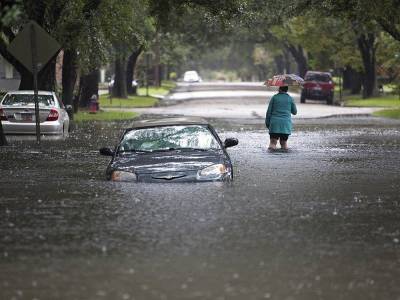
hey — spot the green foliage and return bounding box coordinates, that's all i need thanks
[0,0,22,27]
[149,0,245,29]
[377,33,400,82]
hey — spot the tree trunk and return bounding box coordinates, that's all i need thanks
[283,49,291,74]
[126,47,143,95]
[112,56,128,98]
[62,49,78,107]
[274,55,285,74]
[357,33,377,98]
[286,44,308,77]
[78,69,99,108]
[343,66,362,94]
[154,31,161,87]
[377,17,400,42]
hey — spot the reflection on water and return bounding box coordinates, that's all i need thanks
[1,119,400,299]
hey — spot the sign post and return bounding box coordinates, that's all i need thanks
[30,23,40,143]
[7,21,61,144]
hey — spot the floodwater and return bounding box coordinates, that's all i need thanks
[1,117,400,300]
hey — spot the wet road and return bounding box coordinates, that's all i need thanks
[1,117,400,300]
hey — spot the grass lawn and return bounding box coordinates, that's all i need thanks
[345,94,400,108]
[344,94,400,120]
[137,81,176,97]
[98,82,176,108]
[373,109,400,119]
[74,110,138,122]
[99,94,158,108]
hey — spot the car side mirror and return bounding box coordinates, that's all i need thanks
[99,147,114,156]
[224,138,238,148]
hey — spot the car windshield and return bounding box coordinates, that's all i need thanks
[305,74,331,82]
[118,125,220,153]
[1,94,56,107]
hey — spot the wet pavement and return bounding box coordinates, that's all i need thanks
[1,116,400,300]
[124,98,380,119]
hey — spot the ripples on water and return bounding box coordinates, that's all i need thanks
[1,120,400,299]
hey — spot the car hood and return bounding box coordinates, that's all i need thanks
[109,149,224,174]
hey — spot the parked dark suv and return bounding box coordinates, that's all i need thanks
[301,71,335,105]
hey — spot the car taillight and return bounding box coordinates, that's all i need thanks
[46,109,59,121]
[0,108,7,121]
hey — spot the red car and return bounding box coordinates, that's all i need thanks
[301,71,335,105]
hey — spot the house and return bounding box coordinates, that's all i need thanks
[0,55,20,91]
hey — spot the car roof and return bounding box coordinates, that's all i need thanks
[6,90,55,95]
[129,117,209,129]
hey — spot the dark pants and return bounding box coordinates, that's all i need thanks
[269,133,289,141]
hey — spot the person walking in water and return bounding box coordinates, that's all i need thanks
[265,85,297,150]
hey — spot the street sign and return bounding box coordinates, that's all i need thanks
[7,21,61,73]
[6,21,61,144]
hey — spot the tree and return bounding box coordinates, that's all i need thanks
[98,0,155,98]
[0,1,69,91]
[146,0,244,82]
[123,3,155,96]
[55,0,103,111]
[0,0,21,146]
[289,0,389,97]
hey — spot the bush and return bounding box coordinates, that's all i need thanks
[169,72,177,81]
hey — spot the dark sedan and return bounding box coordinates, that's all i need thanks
[99,117,238,182]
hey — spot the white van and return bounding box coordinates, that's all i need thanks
[183,71,202,82]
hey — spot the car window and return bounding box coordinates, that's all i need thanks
[305,74,331,82]
[183,71,200,80]
[1,94,57,107]
[119,125,220,152]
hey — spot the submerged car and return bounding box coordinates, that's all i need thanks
[0,90,70,135]
[99,117,238,182]
[301,71,335,105]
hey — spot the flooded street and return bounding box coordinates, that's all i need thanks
[1,117,400,300]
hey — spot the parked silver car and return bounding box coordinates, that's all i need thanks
[0,90,70,136]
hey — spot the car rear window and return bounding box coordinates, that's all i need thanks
[305,74,331,82]
[1,94,56,107]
